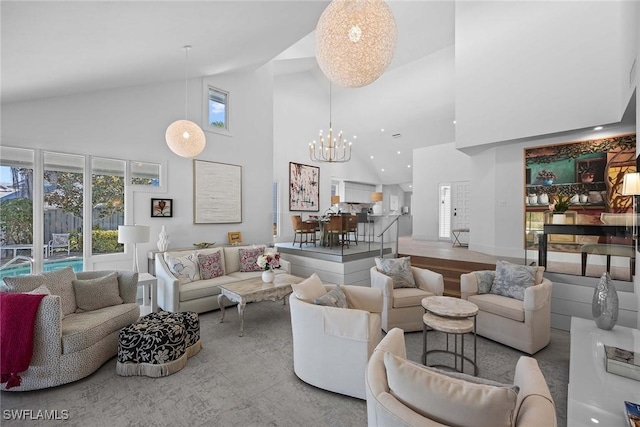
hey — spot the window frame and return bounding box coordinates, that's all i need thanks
[202,81,232,137]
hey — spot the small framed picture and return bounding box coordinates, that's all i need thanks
[151,198,173,217]
[227,231,242,244]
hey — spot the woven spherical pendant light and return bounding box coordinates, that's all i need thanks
[316,0,397,88]
[165,119,206,158]
[165,46,206,158]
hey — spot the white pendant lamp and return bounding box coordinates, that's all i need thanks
[166,45,206,158]
[316,0,397,88]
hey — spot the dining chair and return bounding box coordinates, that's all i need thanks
[291,215,316,248]
[325,215,349,249]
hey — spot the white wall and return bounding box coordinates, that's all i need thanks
[456,1,624,149]
[1,65,275,272]
[412,142,472,241]
[273,72,380,243]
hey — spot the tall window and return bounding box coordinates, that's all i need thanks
[91,158,125,255]
[208,86,228,132]
[438,184,451,240]
[43,152,84,267]
[0,147,35,260]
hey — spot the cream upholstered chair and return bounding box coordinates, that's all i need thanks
[289,277,383,399]
[460,265,552,355]
[370,265,444,332]
[365,328,557,427]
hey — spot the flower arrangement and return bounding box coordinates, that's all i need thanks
[536,170,557,182]
[256,252,281,271]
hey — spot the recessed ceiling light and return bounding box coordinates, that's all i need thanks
[370,155,374,159]
[409,185,412,188]
[590,418,599,424]
[407,165,411,168]
[353,135,357,139]
[397,151,401,154]
[594,126,603,131]
[381,128,385,132]
[453,120,457,124]
[381,168,384,172]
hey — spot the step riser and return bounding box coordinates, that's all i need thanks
[400,254,495,298]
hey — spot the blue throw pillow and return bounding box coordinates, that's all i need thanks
[490,260,537,300]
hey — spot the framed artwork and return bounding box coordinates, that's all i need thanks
[194,160,242,224]
[151,198,173,217]
[228,231,242,244]
[289,162,319,212]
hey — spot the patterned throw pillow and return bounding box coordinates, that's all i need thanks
[5,266,78,316]
[164,252,201,284]
[314,285,348,308]
[198,251,225,280]
[41,267,78,316]
[238,247,264,272]
[73,272,123,312]
[3,274,45,293]
[375,257,416,289]
[490,260,537,300]
[473,270,496,294]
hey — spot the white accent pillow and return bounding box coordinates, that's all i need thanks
[384,352,517,427]
[164,252,201,284]
[291,273,326,303]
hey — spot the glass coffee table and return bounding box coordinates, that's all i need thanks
[217,273,303,337]
[422,296,479,375]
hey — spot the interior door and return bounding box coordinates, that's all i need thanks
[451,181,471,244]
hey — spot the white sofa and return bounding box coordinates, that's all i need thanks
[370,266,444,332]
[460,271,552,355]
[155,245,290,313]
[289,284,383,399]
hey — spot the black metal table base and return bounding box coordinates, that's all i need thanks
[422,318,478,376]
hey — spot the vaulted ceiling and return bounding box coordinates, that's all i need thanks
[2,1,456,186]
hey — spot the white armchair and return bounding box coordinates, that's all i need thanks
[48,233,70,256]
[460,271,552,354]
[289,284,383,399]
[365,328,557,427]
[370,266,444,332]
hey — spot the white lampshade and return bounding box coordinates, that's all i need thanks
[316,0,397,88]
[622,173,640,196]
[118,225,150,244]
[165,120,206,158]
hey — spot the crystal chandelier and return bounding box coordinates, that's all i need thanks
[309,83,352,163]
[165,46,206,158]
[316,0,397,88]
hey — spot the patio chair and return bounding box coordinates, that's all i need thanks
[48,233,71,256]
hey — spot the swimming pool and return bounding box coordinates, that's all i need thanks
[0,258,84,280]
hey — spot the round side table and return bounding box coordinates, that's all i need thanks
[422,296,479,375]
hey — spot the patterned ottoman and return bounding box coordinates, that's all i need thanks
[116,311,201,377]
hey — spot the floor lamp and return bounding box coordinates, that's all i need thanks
[622,172,640,250]
[118,225,150,273]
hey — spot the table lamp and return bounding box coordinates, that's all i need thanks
[370,192,383,215]
[118,225,150,272]
[622,172,640,250]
